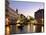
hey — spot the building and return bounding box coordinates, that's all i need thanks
[5,0,19,34]
[35,9,44,32]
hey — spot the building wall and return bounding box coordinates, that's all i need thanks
[35,9,44,32]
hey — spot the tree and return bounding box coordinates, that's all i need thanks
[27,16,35,24]
[16,14,26,26]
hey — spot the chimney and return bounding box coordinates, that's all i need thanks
[16,9,18,13]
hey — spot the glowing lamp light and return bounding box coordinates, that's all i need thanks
[6,26,10,35]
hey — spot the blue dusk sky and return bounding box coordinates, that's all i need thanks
[9,0,44,18]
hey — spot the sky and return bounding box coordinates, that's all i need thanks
[9,0,44,18]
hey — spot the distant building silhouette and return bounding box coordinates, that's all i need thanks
[35,9,44,32]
